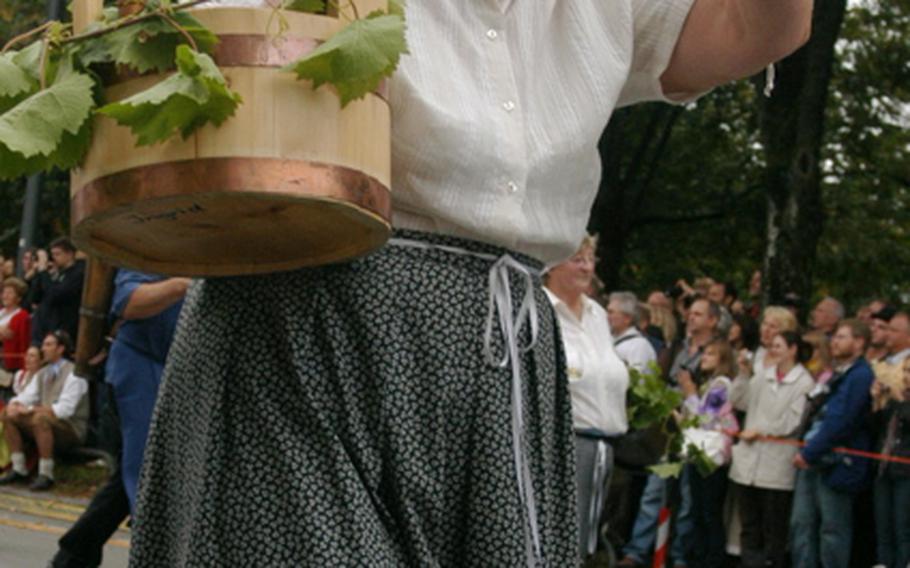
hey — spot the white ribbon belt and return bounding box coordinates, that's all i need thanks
[388,237,543,566]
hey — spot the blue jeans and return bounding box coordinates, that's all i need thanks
[874,474,910,568]
[622,469,693,566]
[789,468,854,568]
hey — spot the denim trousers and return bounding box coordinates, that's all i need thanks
[622,468,693,565]
[874,474,910,568]
[789,468,854,568]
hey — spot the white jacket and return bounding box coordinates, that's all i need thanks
[728,364,815,490]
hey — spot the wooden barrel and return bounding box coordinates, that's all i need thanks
[70,4,391,277]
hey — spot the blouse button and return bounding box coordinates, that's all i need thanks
[486,29,498,40]
[502,100,516,112]
[507,181,519,194]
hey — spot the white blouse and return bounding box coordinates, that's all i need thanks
[204,0,697,263]
[546,289,630,435]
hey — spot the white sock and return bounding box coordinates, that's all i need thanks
[11,452,27,475]
[38,458,54,479]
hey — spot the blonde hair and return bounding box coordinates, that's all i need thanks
[649,304,678,344]
[762,306,798,333]
[802,330,832,374]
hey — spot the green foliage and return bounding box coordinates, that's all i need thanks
[388,0,406,17]
[283,10,407,106]
[0,71,95,179]
[79,12,218,73]
[0,53,36,99]
[648,461,684,479]
[98,45,242,146]
[626,363,682,431]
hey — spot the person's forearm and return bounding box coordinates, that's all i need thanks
[122,278,191,320]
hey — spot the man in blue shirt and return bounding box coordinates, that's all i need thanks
[790,319,875,568]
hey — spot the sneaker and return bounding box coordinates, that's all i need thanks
[29,474,54,492]
[0,469,28,485]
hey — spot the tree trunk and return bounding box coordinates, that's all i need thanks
[760,0,848,308]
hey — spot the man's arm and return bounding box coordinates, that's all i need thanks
[661,0,813,97]
[122,278,191,320]
[50,373,89,420]
[801,370,874,464]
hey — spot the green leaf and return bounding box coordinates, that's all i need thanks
[0,71,95,158]
[648,462,684,479]
[283,12,407,107]
[97,45,242,146]
[388,0,405,17]
[11,41,44,81]
[80,12,218,73]
[0,53,36,99]
[283,0,325,13]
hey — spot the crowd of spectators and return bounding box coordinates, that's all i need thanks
[0,237,89,491]
[579,268,910,568]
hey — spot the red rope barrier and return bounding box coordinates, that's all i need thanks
[728,431,910,466]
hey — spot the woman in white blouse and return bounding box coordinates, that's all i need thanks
[133,2,814,566]
[729,331,815,568]
[544,236,629,558]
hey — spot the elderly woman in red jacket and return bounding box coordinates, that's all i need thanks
[0,278,31,394]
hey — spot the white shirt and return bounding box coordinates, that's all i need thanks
[10,365,89,420]
[206,0,697,263]
[613,327,657,373]
[886,348,910,365]
[545,289,629,435]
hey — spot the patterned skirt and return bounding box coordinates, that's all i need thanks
[130,230,578,567]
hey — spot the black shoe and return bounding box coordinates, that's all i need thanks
[29,474,54,491]
[0,469,28,485]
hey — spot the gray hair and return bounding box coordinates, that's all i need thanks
[609,292,640,325]
[823,296,845,320]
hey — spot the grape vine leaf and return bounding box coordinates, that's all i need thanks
[98,45,242,146]
[0,54,36,100]
[283,11,407,107]
[80,12,218,73]
[648,462,684,479]
[283,0,325,13]
[0,71,95,158]
[0,118,93,180]
[10,42,45,82]
[388,0,405,17]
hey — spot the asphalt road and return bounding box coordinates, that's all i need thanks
[0,489,129,567]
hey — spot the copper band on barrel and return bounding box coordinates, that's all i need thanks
[108,34,388,99]
[71,157,392,228]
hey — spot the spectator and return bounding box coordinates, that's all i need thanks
[650,303,679,347]
[790,319,875,568]
[728,313,759,354]
[885,311,910,365]
[608,291,657,373]
[619,298,721,568]
[31,238,85,346]
[810,296,845,336]
[729,331,815,568]
[744,270,762,320]
[708,281,737,310]
[741,306,798,385]
[0,330,88,491]
[545,237,630,558]
[2,258,14,280]
[870,357,910,568]
[19,248,39,312]
[648,290,672,311]
[857,298,888,324]
[10,346,42,398]
[678,338,739,568]
[49,270,188,567]
[867,306,897,363]
[0,278,31,391]
[802,330,834,384]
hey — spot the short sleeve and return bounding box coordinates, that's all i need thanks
[617,0,699,107]
[110,270,161,319]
